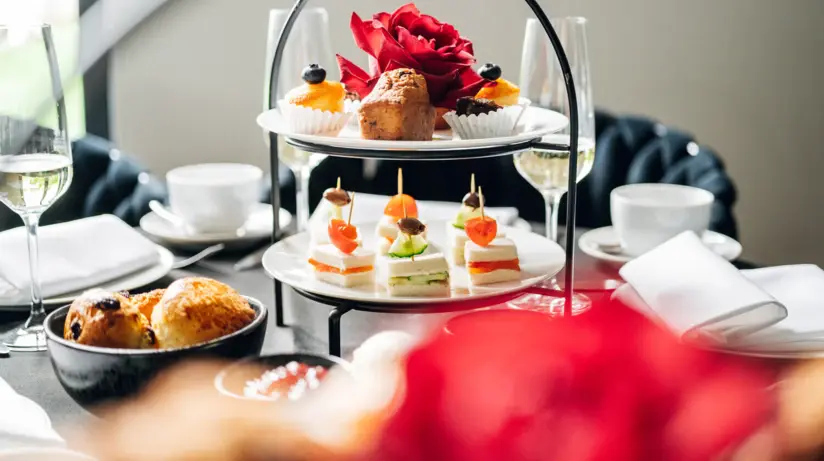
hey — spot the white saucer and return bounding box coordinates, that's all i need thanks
[140,203,291,245]
[579,226,742,265]
[257,105,568,152]
[262,220,565,305]
[0,246,175,310]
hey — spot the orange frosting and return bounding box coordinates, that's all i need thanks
[285,81,346,113]
[475,78,521,106]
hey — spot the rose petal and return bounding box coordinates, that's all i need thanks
[336,54,373,100]
[374,11,391,29]
[389,3,421,31]
[396,27,437,55]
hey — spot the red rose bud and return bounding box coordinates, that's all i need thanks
[371,301,775,461]
[337,3,486,110]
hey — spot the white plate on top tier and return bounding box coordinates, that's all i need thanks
[579,226,743,265]
[256,105,568,151]
[262,220,565,305]
[140,203,292,245]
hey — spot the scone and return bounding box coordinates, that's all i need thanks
[64,289,156,349]
[130,289,165,320]
[151,277,255,349]
[358,68,436,141]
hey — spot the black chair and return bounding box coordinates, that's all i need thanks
[270,110,739,238]
[0,135,166,231]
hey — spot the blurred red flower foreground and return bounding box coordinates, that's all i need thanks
[372,303,775,461]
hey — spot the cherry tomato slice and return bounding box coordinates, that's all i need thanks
[465,216,497,247]
[328,218,358,254]
[384,194,418,220]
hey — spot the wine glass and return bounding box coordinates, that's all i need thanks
[0,25,74,351]
[264,8,334,231]
[510,17,595,316]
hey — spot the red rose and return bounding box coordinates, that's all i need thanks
[336,3,486,110]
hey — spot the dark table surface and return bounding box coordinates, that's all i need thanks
[0,226,692,439]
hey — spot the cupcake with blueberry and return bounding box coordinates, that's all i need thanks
[280,64,352,134]
[443,63,528,139]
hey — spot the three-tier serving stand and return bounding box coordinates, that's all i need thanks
[265,0,582,357]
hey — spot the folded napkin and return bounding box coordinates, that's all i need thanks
[0,376,64,449]
[0,215,160,305]
[617,231,788,346]
[310,193,520,228]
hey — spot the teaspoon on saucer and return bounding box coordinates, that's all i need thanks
[149,200,194,234]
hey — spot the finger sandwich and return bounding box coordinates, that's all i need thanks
[464,237,520,285]
[385,252,450,297]
[308,244,375,287]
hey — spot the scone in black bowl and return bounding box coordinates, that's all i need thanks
[44,296,268,411]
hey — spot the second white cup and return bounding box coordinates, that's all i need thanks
[166,163,263,234]
[610,183,714,256]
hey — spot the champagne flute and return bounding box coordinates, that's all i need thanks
[510,17,594,316]
[264,8,334,231]
[0,25,74,351]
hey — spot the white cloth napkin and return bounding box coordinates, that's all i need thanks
[0,376,64,449]
[310,193,520,228]
[0,215,160,305]
[617,231,788,346]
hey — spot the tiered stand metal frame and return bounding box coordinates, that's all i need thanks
[267,0,580,357]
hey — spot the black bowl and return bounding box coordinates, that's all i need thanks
[44,296,268,410]
[215,353,349,399]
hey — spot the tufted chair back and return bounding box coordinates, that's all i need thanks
[0,135,166,231]
[272,110,738,239]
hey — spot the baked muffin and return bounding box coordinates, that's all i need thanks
[64,289,156,349]
[475,63,521,106]
[151,277,255,349]
[130,289,165,320]
[358,68,436,141]
[284,64,346,113]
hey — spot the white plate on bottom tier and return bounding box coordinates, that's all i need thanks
[262,220,564,305]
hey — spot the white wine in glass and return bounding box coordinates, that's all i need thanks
[514,136,595,196]
[0,154,73,214]
[1,24,74,351]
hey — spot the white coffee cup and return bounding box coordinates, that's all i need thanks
[166,163,263,234]
[610,184,714,256]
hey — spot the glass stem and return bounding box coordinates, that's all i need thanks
[542,192,563,290]
[543,191,563,243]
[22,213,45,328]
[294,167,311,232]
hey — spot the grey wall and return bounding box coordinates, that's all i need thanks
[110,0,824,266]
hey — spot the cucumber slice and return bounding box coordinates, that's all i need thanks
[453,205,483,230]
[388,234,428,258]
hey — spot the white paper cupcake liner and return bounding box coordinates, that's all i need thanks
[344,99,362,129]
[443,103,527,140]
[278,100,352,135]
